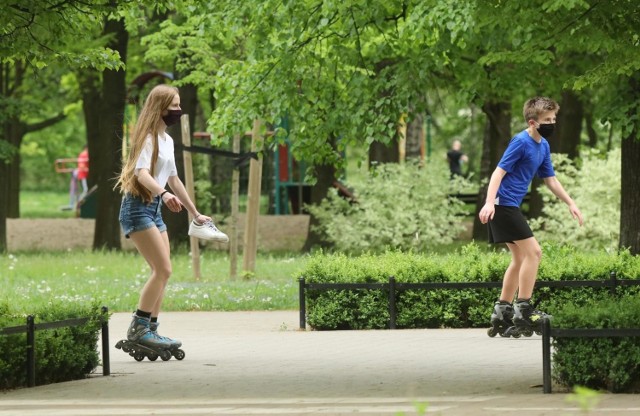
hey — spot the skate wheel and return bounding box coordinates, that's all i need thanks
[487,328,497,337]
[148,353,159,361]
[173,349,185,360]
[511,332,521,339]
[523,329,534,337]
[133,352,145,362]
[535,330,542,336]
[115,340,125,350]
[160,350,172,361]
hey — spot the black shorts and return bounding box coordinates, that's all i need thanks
[487,205,534,244]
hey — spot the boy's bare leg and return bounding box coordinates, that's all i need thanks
[500,242,524,301]
[512,237,542,299]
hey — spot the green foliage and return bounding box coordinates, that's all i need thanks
[530,149,620,253]
[1,251,305,312]
[0,302,104,390]
[552,296,640,393]
[307,161,476,253]
[296,245,640,330]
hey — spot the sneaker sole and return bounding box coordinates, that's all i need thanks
[188,233,229,243]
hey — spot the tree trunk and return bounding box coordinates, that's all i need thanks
[472,101,512,241]
[92,16,127,251]
[556,90,583,159]
[368,139,399,166]
[619,76,640,255]
[6,119,24,218]
[405,113,424,160]
[81,72,101,189]
[164,82,198,249]
[302,137,337,251]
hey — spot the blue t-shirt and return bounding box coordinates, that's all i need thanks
[496,130,555,207]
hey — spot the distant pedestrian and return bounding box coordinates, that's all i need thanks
[447,139,468,178]
[481,96,583,338]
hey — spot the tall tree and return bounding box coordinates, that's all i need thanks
[0,0,122,252]
[91,14,129,251]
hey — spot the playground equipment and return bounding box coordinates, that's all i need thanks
[274,138,310,215]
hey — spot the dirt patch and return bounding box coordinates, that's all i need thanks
[7,214,310,252]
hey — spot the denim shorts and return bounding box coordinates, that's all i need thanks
[119,193,167,238]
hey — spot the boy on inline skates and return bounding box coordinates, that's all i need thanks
[479,96,583,337]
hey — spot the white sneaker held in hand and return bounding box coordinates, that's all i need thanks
[188,219,229,243]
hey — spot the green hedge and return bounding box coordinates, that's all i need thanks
[0,302,105,390]
[552,296,640,393]
[295,244,640,330]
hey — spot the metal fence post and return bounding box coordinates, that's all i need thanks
[542,316,552,394]
[101,306,110,376]
[609,271,618,295]
[388,276,396,329]
[299,278,306,330]
[26,315,35,388]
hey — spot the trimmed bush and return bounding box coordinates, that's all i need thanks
[552,296,640,393]
[0,302,105,390]
[296,244,640,330]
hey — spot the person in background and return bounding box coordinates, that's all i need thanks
[447,139,469,178]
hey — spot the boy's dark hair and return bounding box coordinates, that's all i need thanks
[523,97,559,122]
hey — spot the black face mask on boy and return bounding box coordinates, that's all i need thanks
[162,109,182,127]
[536,123,555,138]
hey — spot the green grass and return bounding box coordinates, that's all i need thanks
[20,190,76,219]
[1,250,308,312]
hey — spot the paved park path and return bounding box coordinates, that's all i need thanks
[1,311,638,415]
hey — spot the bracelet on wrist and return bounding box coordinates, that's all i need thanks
[160,190,169,198]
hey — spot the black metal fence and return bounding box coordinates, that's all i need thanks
[541,317,640,393]
[298,272,640,330]
[0,306,110,387]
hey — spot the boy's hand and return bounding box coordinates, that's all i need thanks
[569,203,584,226]
[479,203,495,224]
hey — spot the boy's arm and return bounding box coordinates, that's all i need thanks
[543,176,584,226]
[479,167,507,224]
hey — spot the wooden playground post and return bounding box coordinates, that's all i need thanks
[398,113,407,163]
[229,134,241,280]
[180,114,201,280]
[242,119,263,274]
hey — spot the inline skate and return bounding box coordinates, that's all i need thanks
[115,315,185,361]
[150,321,185,360]
[487,301,521,338]
[512,300,548,337]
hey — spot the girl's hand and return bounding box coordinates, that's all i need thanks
[194,213,212,224]
[161,192,183,213]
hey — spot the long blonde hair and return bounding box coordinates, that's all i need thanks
[115,84,178,203]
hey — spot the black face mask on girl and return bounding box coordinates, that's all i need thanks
[162,109,182,127]
[536,123,555,138]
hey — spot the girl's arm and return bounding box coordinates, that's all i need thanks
[167,176,211,223]
[136,169,184,213]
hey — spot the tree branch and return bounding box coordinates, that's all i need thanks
[25,113,66,133]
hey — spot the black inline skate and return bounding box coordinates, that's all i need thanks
[115,315,185,362]
[487,301,522,338]
[512,299,549,337]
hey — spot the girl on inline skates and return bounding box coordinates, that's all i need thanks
[115,84,227,360]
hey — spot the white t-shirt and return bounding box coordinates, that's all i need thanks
[134,132,177,192]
